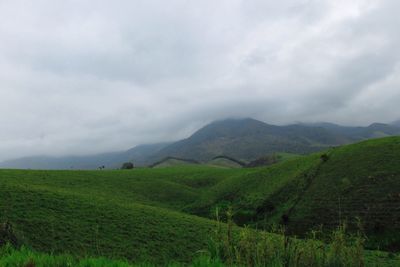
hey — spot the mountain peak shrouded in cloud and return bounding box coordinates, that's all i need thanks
[0,0,400,161]
[392,120,400,127]
[2,118,400,169]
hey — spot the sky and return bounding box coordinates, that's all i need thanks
[0,0,400,161]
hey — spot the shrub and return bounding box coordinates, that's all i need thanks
[0,222,19,248]
[320,154,329,162]
[121,162,134,169]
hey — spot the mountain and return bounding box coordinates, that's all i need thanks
[2,118,400,169]
[302,122,400,140]
[0,142,170,170]
[392,120,400,127]
[149,118,400,163]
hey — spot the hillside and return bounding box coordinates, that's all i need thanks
[186,137,400,250]
[2,118,400,170]
[0,168,223,263]
[305,122,400,141]
[149,119,344,163]
[150,157,200,168]
[284,137,400,250]
[148,118,400,164]
[207,156,246,168]
[0,138,400,263]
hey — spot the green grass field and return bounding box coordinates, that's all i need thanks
[0,137,400,265]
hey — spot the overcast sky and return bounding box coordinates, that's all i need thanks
[0,0,400,160]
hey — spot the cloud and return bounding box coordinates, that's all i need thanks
[0,0,399,160]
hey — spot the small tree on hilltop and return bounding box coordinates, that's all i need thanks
[121,162,134,170]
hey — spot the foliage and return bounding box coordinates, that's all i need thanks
[206,209,399,267]
[121,162,134,169]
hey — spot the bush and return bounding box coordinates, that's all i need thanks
[121,162,134,169]
[320,154,329,162]
[0,222,19,248]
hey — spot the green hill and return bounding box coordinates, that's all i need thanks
[0,168,223,263]
[207,156,246,168]
[1,137,400,264]
[149,119,400,164]
[186,137,400,251]
[149,119,345,163]
[150,157,200,168]
[284,137,400,250]
[2,118,400,170]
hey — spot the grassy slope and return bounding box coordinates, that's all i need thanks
[276,152,303,161]
[206,158,243,168]
[0,167,246,210]
[0,245,134,267]
[174,137,400,250]
[186,155,320,221]
[0,166,261,263]
[152,159,198,168]
[0,168,226,263]
[286,137,400,250]
[191,137,400,250]
[1,137,400,263]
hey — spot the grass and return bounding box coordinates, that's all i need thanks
[0,171,221,263]
[206,209,400,267]
[206,158,244,169]
[184,137,400,251]
[150,158,200,168]
[275,153,303,162]
[1,219,399,267]
[1,137,400,264]
[284,137,400,250]
[0,244,134,267]
[185,154,320,223]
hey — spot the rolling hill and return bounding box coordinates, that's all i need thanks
[0,137,400,264]
[149,157,200,168]
[185,137,400,250]
[0,168,223,263]
[207,156,246,168]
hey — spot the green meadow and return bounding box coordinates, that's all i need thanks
[1,137,400,265]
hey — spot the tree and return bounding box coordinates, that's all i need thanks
[121,162,134,169]
[320,153,329,162]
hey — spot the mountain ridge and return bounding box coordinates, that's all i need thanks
[1,118,400,169]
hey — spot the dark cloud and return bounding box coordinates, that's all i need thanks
[0,0,399,161]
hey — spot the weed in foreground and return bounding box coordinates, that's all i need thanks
[207,208,368,267]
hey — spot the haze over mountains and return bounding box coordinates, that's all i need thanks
[1,118,400,170]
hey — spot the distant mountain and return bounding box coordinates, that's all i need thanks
[2,118,400,169]
[149,119,400,163]
[303,122,400,140]
[0,142,170,170]
[392,120,400,127]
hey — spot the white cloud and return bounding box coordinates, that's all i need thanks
[0,0,399,160]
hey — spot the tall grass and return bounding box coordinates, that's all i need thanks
[0,243,134,267]
[206,208,368,267]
